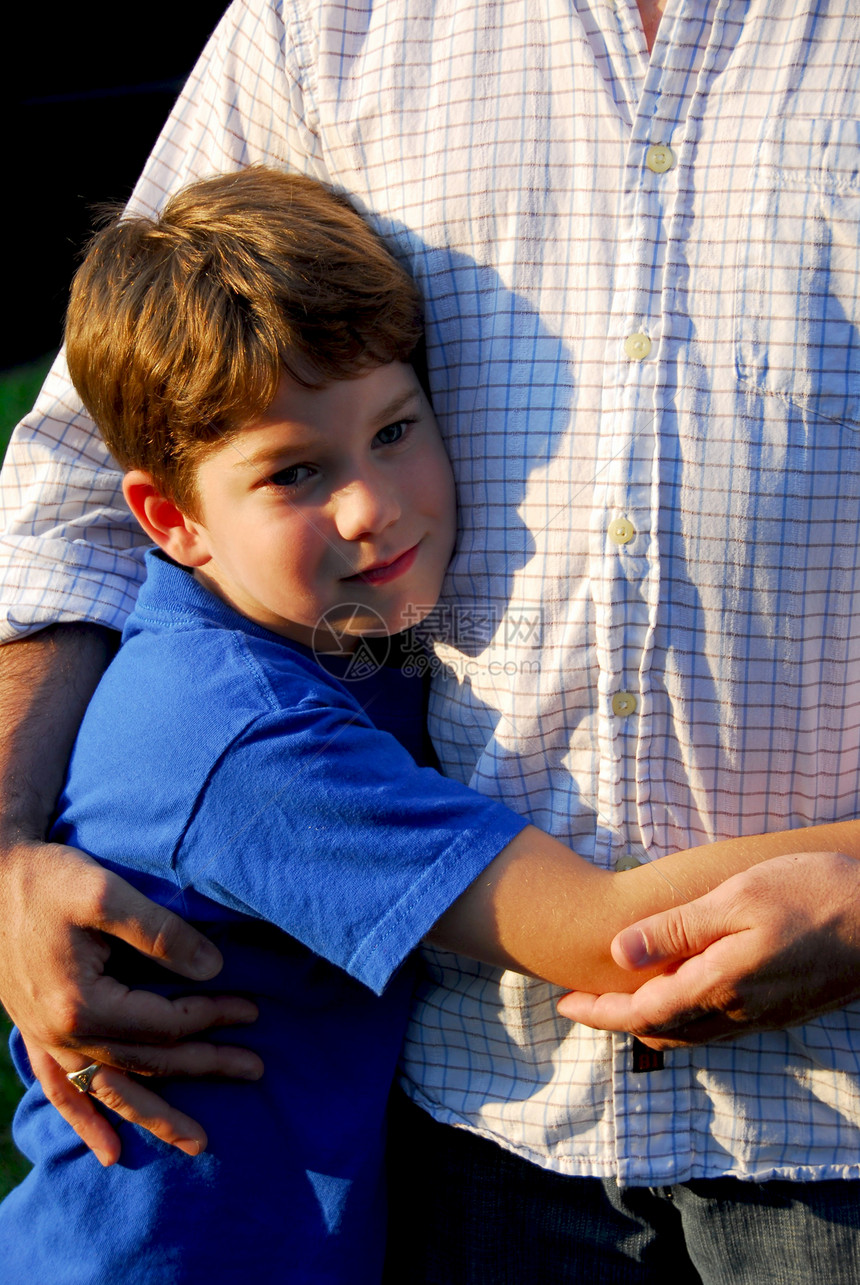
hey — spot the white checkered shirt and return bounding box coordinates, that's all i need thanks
[3,0,860,1182]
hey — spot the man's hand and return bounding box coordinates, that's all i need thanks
[0,839,262,1166]
[0,624,261,1165]
[556,851,860,1048]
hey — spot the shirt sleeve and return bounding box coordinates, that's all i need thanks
[0,0,326,641]
[176,696,528,995]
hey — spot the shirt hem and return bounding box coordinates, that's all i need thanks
[399,1084,860,1186]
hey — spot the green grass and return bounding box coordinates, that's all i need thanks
[0,353,57,464]
[0,1010,30,1197]
[0,355,58,1196]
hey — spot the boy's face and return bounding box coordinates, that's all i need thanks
[187,362,456,650]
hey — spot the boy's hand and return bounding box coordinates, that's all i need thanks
[0,838,263,1165]
[556,851,860,1048]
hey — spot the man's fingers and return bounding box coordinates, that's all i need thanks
[25,1033,262,1168]
[32,977,263,1073]
[556,984,724,1047]
[80,984,260,1046]
[556,988,652,1032]
[45,1053,210,1158]
[75,1037,265,1080]
[81,1067,209,1156]
[50,987,264,1077]
[92,867,223,981]
[26,1041,121,1168]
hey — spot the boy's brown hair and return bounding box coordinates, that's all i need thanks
[65,168,424,514]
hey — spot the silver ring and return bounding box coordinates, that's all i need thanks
[66,1062,101,1094]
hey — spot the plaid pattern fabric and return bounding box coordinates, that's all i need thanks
[3,0,860,1181]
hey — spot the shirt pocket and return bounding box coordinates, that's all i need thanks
[735,116,860,429]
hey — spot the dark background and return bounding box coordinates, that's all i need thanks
[6,2,228,371]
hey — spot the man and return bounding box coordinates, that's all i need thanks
[2,0,860,1278]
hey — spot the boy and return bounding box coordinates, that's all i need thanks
[0,168,795,1283]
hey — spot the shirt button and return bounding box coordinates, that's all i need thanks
[609,517,635,545]
[624,332,652,361]
[612,691,638,717]
[615,852,643,871]
[645,143,676,174]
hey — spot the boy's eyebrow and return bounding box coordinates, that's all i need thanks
[368,386,422,425]
[231,437,311,471]
[370,382,421,418]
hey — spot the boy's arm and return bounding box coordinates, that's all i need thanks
[0,625,262,1165]
[428,821,860,994]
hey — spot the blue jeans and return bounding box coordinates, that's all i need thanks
[385,1092,860,1283]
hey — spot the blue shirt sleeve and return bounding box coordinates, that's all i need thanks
[178,694,527,995]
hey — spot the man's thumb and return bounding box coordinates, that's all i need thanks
[611,900,718,971]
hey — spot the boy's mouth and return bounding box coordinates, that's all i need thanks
[346,543,419,585]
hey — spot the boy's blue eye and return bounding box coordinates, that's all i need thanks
[374,419,412,447]
[270,464,314,489]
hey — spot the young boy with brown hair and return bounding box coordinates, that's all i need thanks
[0,168,799,1283]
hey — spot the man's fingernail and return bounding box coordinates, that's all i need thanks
[617,928,651,968]
[190,942,221,978]
[94,1149,113,1168]
[177,1139,202,1157]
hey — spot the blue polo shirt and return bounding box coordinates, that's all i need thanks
[0,552,525,1284]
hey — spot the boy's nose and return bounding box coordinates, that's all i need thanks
[333,475,401,541]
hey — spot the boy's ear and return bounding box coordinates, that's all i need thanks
[122,470,212,568]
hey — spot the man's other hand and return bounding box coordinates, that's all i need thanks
[556,851,860,1048]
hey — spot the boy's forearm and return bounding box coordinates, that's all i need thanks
[635,821,860,906]
[0,624,113,844]
[429,821,860,993]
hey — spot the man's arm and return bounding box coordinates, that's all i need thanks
[556,845,860,1047]
[0,624,262,1165]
